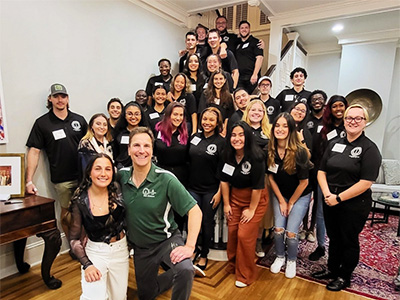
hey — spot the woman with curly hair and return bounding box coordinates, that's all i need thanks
[267,112,312,279]
[198,69,234,136]
[69,153,128,300]
[112,101,147,169]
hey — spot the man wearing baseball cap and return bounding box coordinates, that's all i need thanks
[26,83,87,252]
[256,76,280,123]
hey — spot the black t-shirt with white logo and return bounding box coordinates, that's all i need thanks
[26,110,87,183]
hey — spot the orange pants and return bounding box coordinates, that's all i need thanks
[226,186,269,285]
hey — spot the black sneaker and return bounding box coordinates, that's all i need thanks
[312,268,336,280]
[309,246,325,261]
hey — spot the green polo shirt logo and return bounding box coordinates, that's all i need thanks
[142,187,156,197]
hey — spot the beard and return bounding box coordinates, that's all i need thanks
[240,33,249,39]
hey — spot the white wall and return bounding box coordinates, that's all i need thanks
[0,0,186,278]
[306,52,341,98]
[382,47,400,160]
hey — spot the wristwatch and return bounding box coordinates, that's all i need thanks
[336,194,342,203]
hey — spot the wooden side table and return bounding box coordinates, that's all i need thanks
[0,195,62,289]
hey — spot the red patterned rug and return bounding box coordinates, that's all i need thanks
[257,214,400,300]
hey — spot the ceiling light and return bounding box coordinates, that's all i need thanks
[332,24,344,33]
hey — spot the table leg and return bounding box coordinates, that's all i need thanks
[13,238,30,274]
[37,228,62,289]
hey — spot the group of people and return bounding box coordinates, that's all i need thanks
[22,15,382,300]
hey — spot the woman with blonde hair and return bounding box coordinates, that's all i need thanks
[242,99,271,152]
[78,113,113,181]
[267,112,313,279]
[242,99,272,257]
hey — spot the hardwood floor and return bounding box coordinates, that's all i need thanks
[0,253,369,300]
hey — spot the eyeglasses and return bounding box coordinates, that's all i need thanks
[294,107,306,114]
[344,116,366,123]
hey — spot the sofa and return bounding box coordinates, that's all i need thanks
[371,159,400,201]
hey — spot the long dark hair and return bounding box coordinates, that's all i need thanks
[183,53,205,84]
[205,70,232,109]
[113,101,146,139]
[289,101,310,131]
[71,153,119,225]
[223,121,264,164]
[320,95,348,140]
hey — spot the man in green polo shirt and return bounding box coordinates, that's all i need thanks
[118,127,202,300]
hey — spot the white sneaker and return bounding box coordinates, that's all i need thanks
[307,231,316,242]
[235,280,248,288]
[285,260,296,278]
[270,257,285,274]
[255,239,265,258]
[298,230,306,240]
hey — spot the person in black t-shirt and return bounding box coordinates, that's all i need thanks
[26,83,87,240]
[220,121,268,288]
[308,95,348,261]
[255,76,280,124]
[289,102,313,151]
[275,67,311,112]
[188,107,225,272]
[198,69,234,137]
[107,98,123,133]
[313,104,381,291]
[306,90,327,136]
[227,88,250,133]
[208,29,239,90]
[145,85,169,136]
[145,58,173,105]
[182,53,206,109]
[267,112,312,279]
[205,54,234,93]
[179,32,202,73]
[167,73,197,135]
[135,89,149,113]
[112,102,147,169]
[236,21,263,94]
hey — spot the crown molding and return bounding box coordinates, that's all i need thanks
[337,29,400,45]
[267,0,400,27]
[128,0,188,27]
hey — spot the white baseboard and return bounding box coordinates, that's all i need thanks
[0,233,70,280]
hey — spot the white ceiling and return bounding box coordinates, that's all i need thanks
[150,0,400,52]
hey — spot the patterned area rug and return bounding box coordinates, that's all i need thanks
[257,214,400,300]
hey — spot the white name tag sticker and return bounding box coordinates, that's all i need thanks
[203,83,208,89]
[242,42,249,49]
[327,129,338,141]
[157,131,162,139]
[190,136,201,145]
[268,163,278,174]
[52,129,66,140]
[332,143,346,153]
[285,95,294,101]
[190,84,196,91]
[149,112,159,119]
[317,125,323,133]
[222,163,235,176]
[120,135,129,144]
[154,82,163,86]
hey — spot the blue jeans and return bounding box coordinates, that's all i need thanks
[273,193,311,261]
[316,186,326,247]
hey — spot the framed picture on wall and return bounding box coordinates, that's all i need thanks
[0,153,25,198]
[0,70,8,144]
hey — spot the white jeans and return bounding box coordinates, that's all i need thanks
[80,236,129,300]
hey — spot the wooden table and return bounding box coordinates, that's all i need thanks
[0,195,62,289]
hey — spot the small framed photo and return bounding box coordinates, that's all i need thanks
[0,153,25,198]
